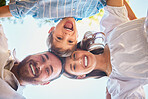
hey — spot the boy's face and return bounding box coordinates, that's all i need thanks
[52,17,78,51]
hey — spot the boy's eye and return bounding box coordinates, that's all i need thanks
[68,40,73,43]
[57,37,62,40]
[73,53,76,59]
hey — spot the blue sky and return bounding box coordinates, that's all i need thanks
[1,0,148,99]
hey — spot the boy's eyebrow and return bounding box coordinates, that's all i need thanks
[68,43,74,45]
[55,38,60,42]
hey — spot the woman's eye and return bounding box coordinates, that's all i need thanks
[73,64,76,70]
[68,40,73,43]
[57,37,62,40]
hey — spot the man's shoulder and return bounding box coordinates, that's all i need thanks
[0,78,25,99]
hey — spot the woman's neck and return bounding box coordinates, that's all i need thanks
[94,45,112,76]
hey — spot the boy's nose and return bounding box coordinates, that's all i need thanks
[64,31,74,35]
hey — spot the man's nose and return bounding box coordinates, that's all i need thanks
[38,64,45,70]
[35,65,42,76]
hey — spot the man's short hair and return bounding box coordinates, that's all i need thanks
[49,55,65,81]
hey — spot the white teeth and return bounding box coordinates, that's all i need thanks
[84,56,88,67]
[66,28,72,31]
[30,64,35,75]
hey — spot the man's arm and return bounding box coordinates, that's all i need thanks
[0,5,12,18]
[124,0,137,20]
[106,87,111,99]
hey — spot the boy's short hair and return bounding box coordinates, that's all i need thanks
[46,31,77,57]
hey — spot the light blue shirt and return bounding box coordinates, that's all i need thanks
[9,0,106,20]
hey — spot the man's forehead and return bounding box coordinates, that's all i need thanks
[34,51,51,55]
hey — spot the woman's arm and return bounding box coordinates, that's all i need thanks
[106,0,137,20]
[124,0,137,20]
[0,5,12,18]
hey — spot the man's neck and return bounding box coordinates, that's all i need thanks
[11,64,22,85]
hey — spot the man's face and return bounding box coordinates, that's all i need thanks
[52,17,78,51]
[17,51,62,85]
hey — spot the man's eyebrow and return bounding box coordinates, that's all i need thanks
[44,54,49,59]
[50,65,53,75]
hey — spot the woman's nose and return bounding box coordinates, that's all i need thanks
[74,58,82,65]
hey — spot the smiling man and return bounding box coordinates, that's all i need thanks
[0,24,62,99]
[13,51,62,85]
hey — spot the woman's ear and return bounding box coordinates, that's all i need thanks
[48,27,55,34]
[77,75,86,79]
[40,81,50,85]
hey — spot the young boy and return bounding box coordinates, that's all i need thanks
[0,0,106,57]
[47,17,78,57]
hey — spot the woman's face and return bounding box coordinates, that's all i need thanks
[64,50,97,76]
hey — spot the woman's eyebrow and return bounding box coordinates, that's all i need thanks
[70,64,73,71]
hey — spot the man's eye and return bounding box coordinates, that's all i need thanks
[41,56,46,62]
[46,68,50,75]
[57,37,62,40]
[68,40,73,43]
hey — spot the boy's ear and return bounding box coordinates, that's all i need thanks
[40,81,50,85]
[48,27,55,34]
[77,75,86,79]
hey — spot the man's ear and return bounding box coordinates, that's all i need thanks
[48,27,55,34]
[12,49,20,64]
[40,81,50,85]
[77,75,86,79]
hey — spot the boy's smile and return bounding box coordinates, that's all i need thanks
[64,20,74,31]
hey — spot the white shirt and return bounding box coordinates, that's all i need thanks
[0,24,25,99]
[100,6,148,99]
